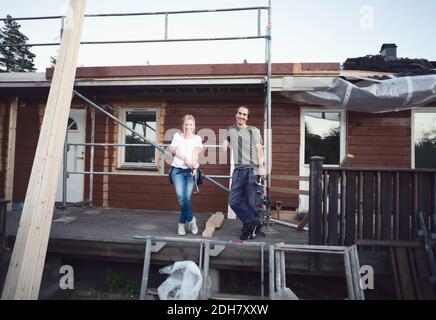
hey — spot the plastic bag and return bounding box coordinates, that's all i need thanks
[157,261,203,300]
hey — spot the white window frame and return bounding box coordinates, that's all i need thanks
[411,106,436,169]
[118,107,160,169]
[299,107,347,169]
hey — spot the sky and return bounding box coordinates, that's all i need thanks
[1,0,435,71]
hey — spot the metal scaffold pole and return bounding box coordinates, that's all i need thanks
[263,0,275,233]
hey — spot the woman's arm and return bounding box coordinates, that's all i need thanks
[169,146,188,164]
[191,146,201,168]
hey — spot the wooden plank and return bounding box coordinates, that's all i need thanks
[339,171,346,245]
[345,171,357,246]
[308,158,323,245]
[389,247,402,299]
[1,0,87,300]
[355,239,421,248]
[271,175,309,182]
[363,172,375,240]
[407,247,423,300]
[375,172,382,240]
[398,172,411,240]
[0,103,5,173]
[202,212,224,238]
[4,98,18,212]
[418,172,430,233]
[271,187,309,196]
[358,172,364,239]
[395,247,416,299]
[380,172,393,240]
[394,172,400,240]
[322,171,328,245]
[414,247,436,300]
[327,171,338,245]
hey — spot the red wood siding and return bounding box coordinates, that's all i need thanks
[12,100,40,202]
[347,111,411,168]
[0,100,9,199]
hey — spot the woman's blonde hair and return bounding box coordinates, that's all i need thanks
[181,114,196,132]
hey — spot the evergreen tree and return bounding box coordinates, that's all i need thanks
[0,15,36,72]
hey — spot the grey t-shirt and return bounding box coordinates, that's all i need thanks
[226,125,263,170]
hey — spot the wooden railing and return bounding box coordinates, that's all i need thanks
[308,157,436,246]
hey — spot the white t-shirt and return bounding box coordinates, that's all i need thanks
[170,132,203,169]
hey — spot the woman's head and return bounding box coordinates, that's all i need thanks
[181,114,196,134]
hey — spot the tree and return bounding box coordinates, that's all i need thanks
[0,15,36,72]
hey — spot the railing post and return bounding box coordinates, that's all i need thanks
[309,156,324,245]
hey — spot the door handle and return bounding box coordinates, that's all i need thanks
[77,157,85,160]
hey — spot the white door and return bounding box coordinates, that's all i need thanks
[299,109,346,213]
[55,108,86,203]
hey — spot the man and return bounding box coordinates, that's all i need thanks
[223,105,265,240]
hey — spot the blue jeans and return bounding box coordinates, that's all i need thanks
[229,167,262,230]
[171,167,195,224]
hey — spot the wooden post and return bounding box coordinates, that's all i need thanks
[308,156,324,245]
[1,0,87,300]
[4,98,18,212]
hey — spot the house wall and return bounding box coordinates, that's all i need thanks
[347,110,411,167]
[12,99,40,203]
[84,99,300,212]
[3,94,413,212]
[0,99,9,199]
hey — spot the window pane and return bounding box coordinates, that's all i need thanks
[67,118,78,130]
[304,112,340,165]
[125,111,157,164]
[414,112,436,169]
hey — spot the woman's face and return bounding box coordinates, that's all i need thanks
[184,119,195,134]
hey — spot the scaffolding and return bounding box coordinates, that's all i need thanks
[133,235,267,300]
[0,2,275,227]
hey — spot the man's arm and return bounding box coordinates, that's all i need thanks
[257,143,265,177]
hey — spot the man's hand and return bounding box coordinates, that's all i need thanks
[222,139,229,152]
[258,166,266,177]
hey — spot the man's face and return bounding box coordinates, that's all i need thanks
[235,107,249,126]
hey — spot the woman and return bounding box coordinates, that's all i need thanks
[170,115,203,236]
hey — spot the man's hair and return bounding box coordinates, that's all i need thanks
[237,105,250,118]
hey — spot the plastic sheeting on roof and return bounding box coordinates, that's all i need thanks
[280,75,436,113]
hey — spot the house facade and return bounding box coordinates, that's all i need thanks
[0,63,435,213]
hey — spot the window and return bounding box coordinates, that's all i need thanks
[413,110,436,169]
[67,118,78,131]
[304,111,342,165]
[120,109,158,167]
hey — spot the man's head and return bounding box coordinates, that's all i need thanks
[235,105,249,128]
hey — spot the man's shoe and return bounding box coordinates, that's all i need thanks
[254,222,265,237]
[240,224,256,240]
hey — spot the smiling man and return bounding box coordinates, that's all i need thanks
[222,105,265,240]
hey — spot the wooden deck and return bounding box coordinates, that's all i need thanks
[4,207,389,276]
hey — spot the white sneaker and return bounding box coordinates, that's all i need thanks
[188,217,198,235]
[178,223,186,236]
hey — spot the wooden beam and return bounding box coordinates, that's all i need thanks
[271,187,310,196]
[4,98,18,212]
[0,102,5,173]
[271,175,309,182]
[1,0,87,300]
